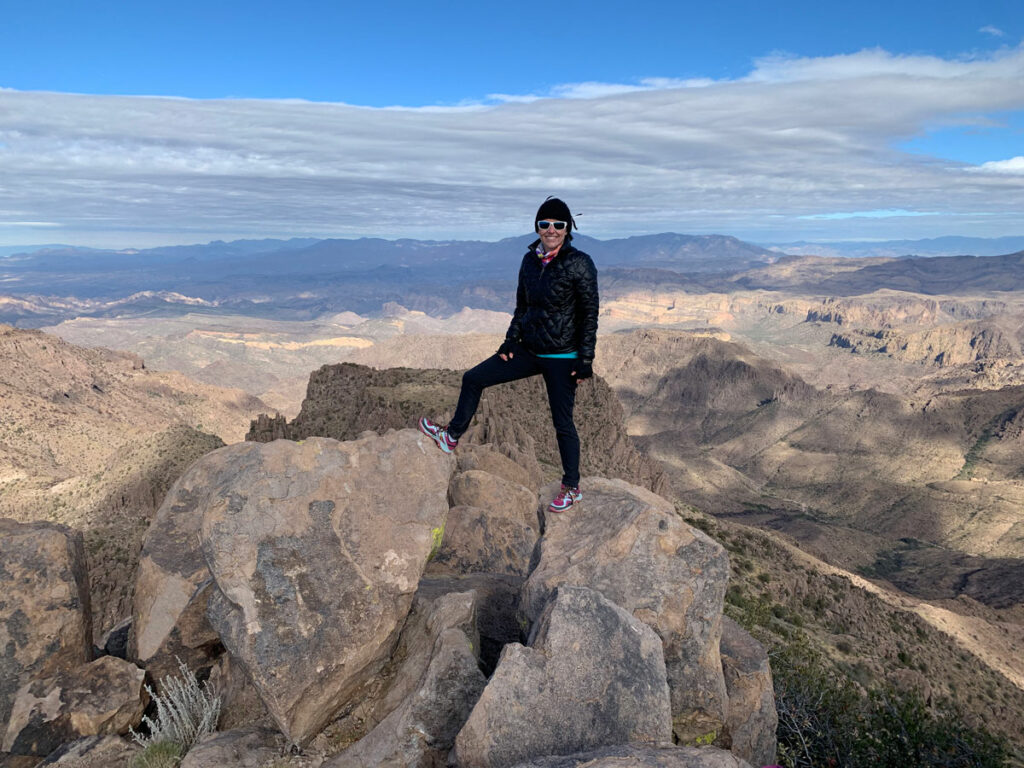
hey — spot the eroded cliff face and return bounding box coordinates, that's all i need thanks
[829,319,1023,366]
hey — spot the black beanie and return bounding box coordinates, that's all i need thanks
[535,197,575,233]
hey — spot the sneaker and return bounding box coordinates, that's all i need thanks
[549,484,582,513]
[419,417,458,454]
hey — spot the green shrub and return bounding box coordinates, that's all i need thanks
[132,740,182,768]
[771,637,1008,768]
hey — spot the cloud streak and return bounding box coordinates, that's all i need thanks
[1,47,1023,247]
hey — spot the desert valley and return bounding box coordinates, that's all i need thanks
[2,233,1023,767]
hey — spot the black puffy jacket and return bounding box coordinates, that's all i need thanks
[504,240,599,359]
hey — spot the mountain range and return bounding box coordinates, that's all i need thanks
[3,233,1024,330]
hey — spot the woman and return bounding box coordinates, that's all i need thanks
[420,197,599,512]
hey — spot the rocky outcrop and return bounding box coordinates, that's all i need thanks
[0,520,92,731]
[455,586,672,768]
[0,326,267,645]
[521,479,731,743]
[120,421,772,765]
[2,656,146,756]
[245,363,666,495]
[719,617,777,767]
[244,412,290,442]
[328,591,486,767]
[509,744,753,767]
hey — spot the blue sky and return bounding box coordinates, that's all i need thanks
[1,0,1022,247]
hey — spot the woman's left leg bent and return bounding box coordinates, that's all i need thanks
[540,359,580,488]
[447,350,541,439]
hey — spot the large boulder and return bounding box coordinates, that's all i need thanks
[200,430,453,745]
[509,744,753,767]
[454,586,671,768]
[327,591,487,767]
[130,473,220,682]
[430,506,537,578]
[521,478,730,743]
[2,656,146,756]
[719,617,777,767]
[0,519,92,732]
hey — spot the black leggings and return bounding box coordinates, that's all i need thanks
[447,346,580,488]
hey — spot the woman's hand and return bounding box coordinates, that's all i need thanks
[572,359,594,380]
[497,340,515,361]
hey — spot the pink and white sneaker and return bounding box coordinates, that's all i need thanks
[419,417,458,454]
[549,484,582,513]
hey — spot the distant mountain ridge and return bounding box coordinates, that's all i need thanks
[0,232,774,275]
[0,232,778,326]
[768,235,1024,259]
[3,233,1024,327]
[730,250,1024,295]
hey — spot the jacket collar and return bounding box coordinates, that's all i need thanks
[526,238,575,259]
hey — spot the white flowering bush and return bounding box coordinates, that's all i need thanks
[131,658,221,765]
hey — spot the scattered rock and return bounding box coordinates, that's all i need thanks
[454,586,671,768]
[508,744,753,767]
[200,430,453,745]
[179,726,286,768]
[38,735,139,767]
[2,657,146,756]
[430,506,537,578]
[0,519,92,733]
[521,478,730,743]
[718,617,777,767]
[327,591,486,768]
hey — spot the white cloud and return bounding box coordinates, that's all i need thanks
[1,46,1024,246]
[980,25,1005,37]
[973,156,1024,174]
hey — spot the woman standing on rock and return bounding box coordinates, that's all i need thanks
[420,197,599,513]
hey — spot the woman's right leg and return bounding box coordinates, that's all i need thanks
[447,351,539,439]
